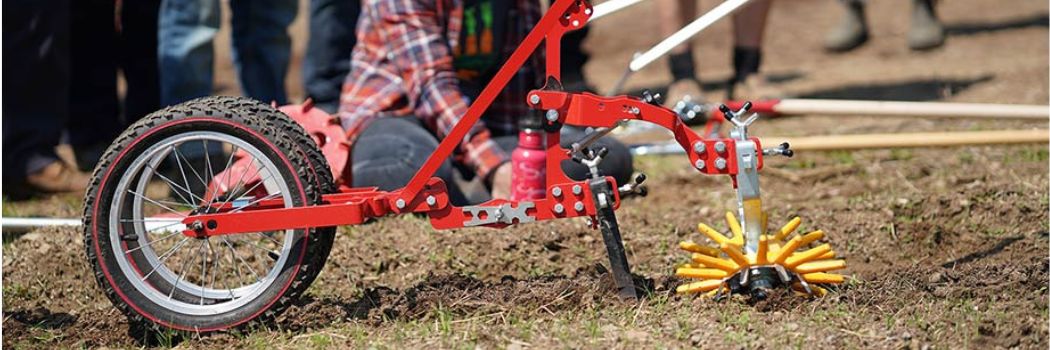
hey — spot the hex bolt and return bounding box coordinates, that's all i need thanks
[546,110,560,122]
[572,184,583,195]
[714,141,726,153]
[552,187,563,197]
[694,159,706,170]
[529,94,541,105]
[574,201,585,212]
[715,158,727,170]
[553,203,565,214]
[426,195,437,206]
[628,106,641,116]
[395,198,406,209]
[692,141,706,154]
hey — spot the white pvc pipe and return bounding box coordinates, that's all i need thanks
[628,0,752,72]
[591,0,648,21]
[774,99,1050,120]
[2,217,184,233]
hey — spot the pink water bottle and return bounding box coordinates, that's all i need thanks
[511,127,546,201]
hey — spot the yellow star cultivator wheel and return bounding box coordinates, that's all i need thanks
[675,212,847,299]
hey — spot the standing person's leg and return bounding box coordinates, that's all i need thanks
[303,0,360,114]
[158,0,221,106]
[68,0,120,171]
[351,118,467,205]
[2,0,87,195]
[824,0,869,52]
[661,0,703,109]
[120,0,163,122]
[729,0,780,100]
[230,0,296,105]
[908,0,944,50]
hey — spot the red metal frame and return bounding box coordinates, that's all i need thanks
[181,0,763,238]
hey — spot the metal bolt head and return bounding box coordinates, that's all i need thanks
[692,141,706,154]
[395,198,406,209]
[552,187,563,197]
[553,203,565,214]
[574,201,585,212]
[426,195,437,206]
[714,158,727,170]
[572,184,583,195]
[529,94,541,105]
[545,110,559,122]
[714,141,726,153]
[629,106,641,116]
[694,159,706,170]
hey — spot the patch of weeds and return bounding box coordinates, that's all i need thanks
[1009,148,1049,163]
[889,149,913,161]
[829,150,855,165]
[308,333,332,349]
[786,159,817,169]
[4,283,32,300]
[433,304,454,337]
[957,151,975,164]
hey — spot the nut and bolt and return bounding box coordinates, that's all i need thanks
[574,201,585,212]
[692,141,706,154]
[714,141,726,153]
[572,184,583,195]
[190,220,204,231]
[546,110,560,122]
[395,198,406,209]
[552,187,563,197]
[714,158,727,170]
[553,203,565,214]
[529,94,541,105]
[628,106,641,116]
[694,159,706,170]
[425,195,437,206]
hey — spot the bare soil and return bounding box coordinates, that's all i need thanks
[3,0,1048,348]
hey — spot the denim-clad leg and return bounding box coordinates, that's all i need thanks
[230,0,295,105]
[2,0,70,178]
[304,0,360,114]
[352,118,467,205]
[158,0,220,107]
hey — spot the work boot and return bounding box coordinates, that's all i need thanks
[24,160,91,194]
[823,0,869,52]
[908,0,945,50]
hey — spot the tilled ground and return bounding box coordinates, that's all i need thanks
[3,0,1048,348]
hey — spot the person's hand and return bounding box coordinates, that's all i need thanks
[489,162,513,200]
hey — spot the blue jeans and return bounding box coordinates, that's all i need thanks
[158,0,295,106]
[303,0,359,114]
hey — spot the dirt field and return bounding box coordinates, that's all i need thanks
[3,0,1049,348]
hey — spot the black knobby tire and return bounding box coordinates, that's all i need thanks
[195,96,337,287]
[83,98,329,332]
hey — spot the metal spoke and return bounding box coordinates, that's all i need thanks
[230,235,282,260]
[172,144,209,193]
[200,238,209,305]
[168,144,199,207]
[145,161,205,205]
[169,240,205,300]
[215,153,255,212]
[221,237,260,282]
[140,237,192,281]
[209,144,240,213]
[124,230,182,254]
[127,190,187,217]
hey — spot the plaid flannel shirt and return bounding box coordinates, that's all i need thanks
[338,0,543,181]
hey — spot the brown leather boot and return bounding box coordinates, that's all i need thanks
[24,160,91,194]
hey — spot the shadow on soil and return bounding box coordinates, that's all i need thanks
[797,75,993,101]
[945,13,1049,37]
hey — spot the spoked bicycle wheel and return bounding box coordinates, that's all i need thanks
[83,99,331,332]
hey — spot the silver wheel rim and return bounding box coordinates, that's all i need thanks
[108,131,296,316]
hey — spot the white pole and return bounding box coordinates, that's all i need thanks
[628,0,753,72]
[774,99,1050,120]
[2,217,184,233]
[591,0,648,21]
